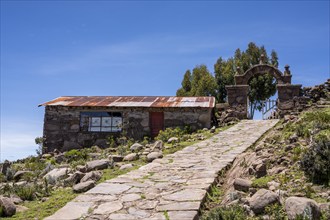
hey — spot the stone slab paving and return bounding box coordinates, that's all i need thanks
[45,120,278,220]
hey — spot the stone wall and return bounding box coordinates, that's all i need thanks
[43,106,212,153]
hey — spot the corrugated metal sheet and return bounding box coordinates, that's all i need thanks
[39,96,215,108]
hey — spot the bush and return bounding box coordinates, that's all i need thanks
[14,184,36,201]
[252,176,273,188]
[156,127,187,142]
[64,149,88,162]
[301,137,330,186]
[201,205,247,220]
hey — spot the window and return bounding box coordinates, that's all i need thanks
[80,112,122,132]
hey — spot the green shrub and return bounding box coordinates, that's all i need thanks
[252,176,273,188]
[264,203,286,220]
[301,137,330,186]
[13,184,36,201]
[201,205,247,220]
[0,173,5,182]
[64,149,88,162]
[156,127,187,142]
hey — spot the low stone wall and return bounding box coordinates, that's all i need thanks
[43,106,212,153]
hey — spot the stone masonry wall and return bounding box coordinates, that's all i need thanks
[43,106,212,153]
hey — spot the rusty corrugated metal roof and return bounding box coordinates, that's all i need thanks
[39,96,215,108]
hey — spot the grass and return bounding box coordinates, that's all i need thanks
[251,176,274,188]
[3,188,76,220]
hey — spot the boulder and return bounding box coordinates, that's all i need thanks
[9,194,23,204]
[151,141,163,151]
[233,178,252,192]
[76,165,87,173]
[119,164,134,170]
[88,153,102,160]
[249,189,279,214]
[130,143,143,152]
[147,152,163,162]
[80,171,102,183]
[44,167,71,183]
[13,171,31,181]
[73,180,95,193]
[0,160,11,175]
[42,154,52,159]
[54,154,65,164]
[123,153,138,162]
[167,137,179,144]
[109,155,124,162]
[0,196,16,217]
[64,171,85,185]
[285,197,321,220]
[86,159,110,172]
[16,205,29,213]
[210,126,216,133]
[255,162,267,178]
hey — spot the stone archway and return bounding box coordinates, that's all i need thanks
[225,63,302,119]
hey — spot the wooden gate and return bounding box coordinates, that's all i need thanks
[149,112,164,138]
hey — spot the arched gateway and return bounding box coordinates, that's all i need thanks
[225,62,302,119]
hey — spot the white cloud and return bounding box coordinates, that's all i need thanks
[0,118,41,162]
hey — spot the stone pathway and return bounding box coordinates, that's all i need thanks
[45,120,278,220]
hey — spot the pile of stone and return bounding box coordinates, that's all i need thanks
[303,79,330,103]
[216,103,241,125]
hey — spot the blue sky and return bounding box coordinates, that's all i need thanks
[1,1,329,161]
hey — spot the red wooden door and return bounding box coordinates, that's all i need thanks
[149,112,164,138]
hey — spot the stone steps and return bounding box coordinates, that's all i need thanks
[45,120,279,220]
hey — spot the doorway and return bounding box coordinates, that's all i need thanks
[149,112,164,138]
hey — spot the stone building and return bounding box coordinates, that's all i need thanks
[39,96,215,153]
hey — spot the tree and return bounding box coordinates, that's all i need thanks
[215,42,278,117]
[177,65,217,97]
[176,70,192,96]
[176,42,279,118]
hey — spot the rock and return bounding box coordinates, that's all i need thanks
[88,153,102,160]
[80,171,102,183]
[130,143,143,152]
[0,196,16,217]
[147,152,163,162]
[119,164,133,170]
[319,203,330,213]
[267,181,280,191]
[55,154,65,163]
[123,153,138,162]
[42,162,55,175]
[64,171,85,185]
[255,162,267,178]
[13,171,31,181]
[268,166,287,175]
[16,205,29,213]
[289,134,298,143]
[0,160,11,175]
[221,191,246,205]
[151,140,163,151]
[44,167,71,183]
[42,154,52,159]
[285,197,321,220]
[249,189,279,214]
[86,159,110,172]
[76,165,87,173]
[233,178,252,192]
[109,155,124,162]
[9,194,23,204]
[73,181,95,193]
[210,126,216,133]
[167,137,179,144]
